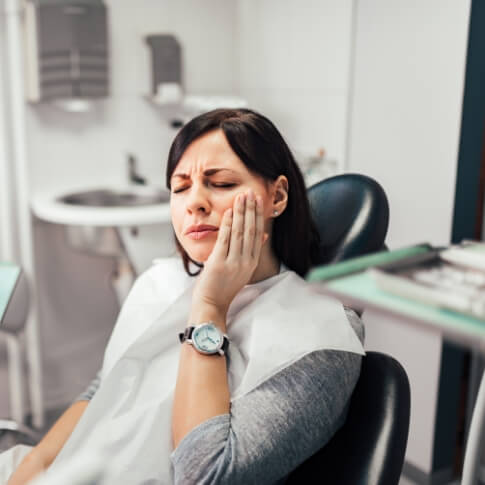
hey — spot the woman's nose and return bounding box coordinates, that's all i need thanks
[185,184,211,214]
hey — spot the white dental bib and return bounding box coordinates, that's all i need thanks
[44,257,364,484]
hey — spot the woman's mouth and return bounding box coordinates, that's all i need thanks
[185,225,219,240]
[187,229,218,240]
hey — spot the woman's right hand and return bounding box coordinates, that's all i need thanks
[7,451,46,485]
[190,189,267,320]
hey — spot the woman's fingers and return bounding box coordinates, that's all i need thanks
[242,190,256,260]
[252,195,265,258]
[210,207,233,260]
[228,192,246,258]
[223,189,265,265]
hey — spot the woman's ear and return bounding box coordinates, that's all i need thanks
[271,175,289,217]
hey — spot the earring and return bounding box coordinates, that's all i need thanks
[273,210,279,216]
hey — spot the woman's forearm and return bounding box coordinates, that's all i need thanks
[29,400,89,467]
[172,304,230,449]
[8,401,89,484]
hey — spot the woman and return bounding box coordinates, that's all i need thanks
[6,108,364,484]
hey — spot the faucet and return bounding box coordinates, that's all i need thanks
[127,154,147,185]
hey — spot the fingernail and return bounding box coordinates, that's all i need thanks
[256,196,263,207]
[247,189,255,201]
[227,208,233,216]
[239,194,246,204]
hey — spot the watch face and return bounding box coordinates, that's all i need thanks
[192,323,222,354]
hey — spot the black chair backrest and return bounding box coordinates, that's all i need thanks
[285,352,411,485]
[284,174,410,484]
[308,173,389,266]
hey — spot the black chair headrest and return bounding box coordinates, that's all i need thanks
[308,173,389,266]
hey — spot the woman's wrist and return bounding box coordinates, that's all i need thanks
[188,303,227,331]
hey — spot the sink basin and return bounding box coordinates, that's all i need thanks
[31,185,172,227]
[58,187,170,207]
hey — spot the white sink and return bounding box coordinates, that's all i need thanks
[31,185,175,303]
[31,185,172,227]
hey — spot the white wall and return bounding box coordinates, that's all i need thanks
[28,0,238,194]
[235,0,354,169]
[0,0,239,416]
[348,0,471,473]
[348,0,470,249]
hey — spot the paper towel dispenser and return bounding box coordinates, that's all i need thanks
[25,0,109,106]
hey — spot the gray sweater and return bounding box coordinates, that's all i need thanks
[75,308,364,484]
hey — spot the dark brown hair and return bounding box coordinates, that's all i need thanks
[166,108,320,277]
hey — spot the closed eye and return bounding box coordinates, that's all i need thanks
[172,187,188,194]
[212,183,236,188]
[172,182,236,194]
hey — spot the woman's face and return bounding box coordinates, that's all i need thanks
[170,129,275,263]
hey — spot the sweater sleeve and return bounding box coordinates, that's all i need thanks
[170,308,364,485]
[72,371,102,403]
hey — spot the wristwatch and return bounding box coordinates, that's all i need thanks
[179,322,230,356]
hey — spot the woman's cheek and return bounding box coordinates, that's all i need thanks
[170,207,183,239]
[228,190,246,206]
[213,194,237,214]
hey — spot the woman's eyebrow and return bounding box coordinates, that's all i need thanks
[171,168,238,180]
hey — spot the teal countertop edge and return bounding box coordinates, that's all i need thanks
[307,243,432,282]
[307,243,485,348]
[0,263,21,324]
[326,271,485,345]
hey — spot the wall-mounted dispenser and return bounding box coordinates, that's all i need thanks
[144,33,246,127]
[24,0,109,111]
[145,34,183,105]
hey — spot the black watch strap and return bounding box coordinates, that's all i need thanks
[178,326,194,343]
[220,336,230,354]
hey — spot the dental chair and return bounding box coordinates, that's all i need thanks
[285,173,411,485]
[0,265,41,444]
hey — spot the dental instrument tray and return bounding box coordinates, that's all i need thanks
[368,242,485,320]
